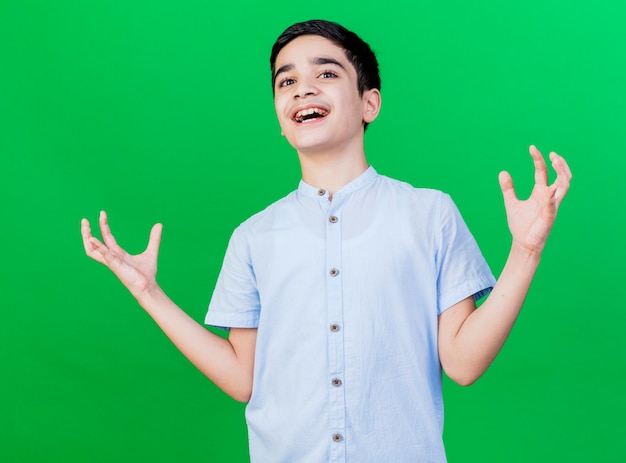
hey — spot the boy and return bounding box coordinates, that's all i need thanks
[82,20,571,463]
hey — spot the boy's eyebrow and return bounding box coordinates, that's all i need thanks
[273,57,346,85]
[274,63,294,82]
[311,57,345,69]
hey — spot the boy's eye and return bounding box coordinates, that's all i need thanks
[279,78,296,88]
[319,71,337,79]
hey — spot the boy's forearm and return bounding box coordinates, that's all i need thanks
[136,286,253,402]
[447,242,542,384]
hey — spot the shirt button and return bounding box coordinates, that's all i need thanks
[318,188,326,196]
[329,268,339,277]
[332,378,342,387]
[330,324,340,332]
[332,433,343,443]
[329,215,338,223]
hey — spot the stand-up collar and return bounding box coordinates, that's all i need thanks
[297,166,379,200]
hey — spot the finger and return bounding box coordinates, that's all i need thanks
[89,236,119,269]
[99,210,121,251]
[82,218,102,260]
[498,170,518,204]
[82,219,107,265]
[529,145,548,185]
[547,184,559,209]
[81,218,93,252]
[145,223,163,257]
[562,155,573,180]
[550,151,573,181]
[549,152,572,206]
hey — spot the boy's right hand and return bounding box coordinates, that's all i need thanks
[81,211,163,300]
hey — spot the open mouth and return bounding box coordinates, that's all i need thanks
[293,107,329,123]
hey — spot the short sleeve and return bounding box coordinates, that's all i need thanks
[436,194,496,314]
[205,225,261,329]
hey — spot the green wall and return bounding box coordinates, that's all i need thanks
[1,1,624,461]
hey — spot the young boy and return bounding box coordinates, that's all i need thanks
[82,20,571,463]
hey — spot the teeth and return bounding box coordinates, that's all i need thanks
[294,107,328,122]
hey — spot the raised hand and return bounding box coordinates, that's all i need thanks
[81,211,163,298]
[498,145,572,254]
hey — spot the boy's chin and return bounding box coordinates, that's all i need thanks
[286,133,333,154]
[292,141,336,157]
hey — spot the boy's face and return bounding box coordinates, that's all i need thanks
[273,35,380,156]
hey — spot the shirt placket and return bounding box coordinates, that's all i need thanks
[323,192,346,463]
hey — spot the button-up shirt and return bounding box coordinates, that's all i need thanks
[206,167,495,463]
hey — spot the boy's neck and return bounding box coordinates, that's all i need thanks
[298,145,369,198]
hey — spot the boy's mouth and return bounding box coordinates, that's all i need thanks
[293,107,329,123]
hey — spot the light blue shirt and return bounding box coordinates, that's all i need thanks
[206,167,495,463]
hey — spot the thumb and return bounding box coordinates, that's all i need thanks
[498,171,518,204]
[145,223,163,256]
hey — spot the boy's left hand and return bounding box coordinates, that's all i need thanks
[498,145,572,254]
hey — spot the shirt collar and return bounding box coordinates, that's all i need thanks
[297,166,379,200]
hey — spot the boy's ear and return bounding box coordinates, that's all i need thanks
[362,88,382,124]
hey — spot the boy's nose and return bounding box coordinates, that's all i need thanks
[294,80,318,99]
[295,90,315,99]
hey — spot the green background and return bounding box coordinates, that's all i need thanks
[1,0,624,461]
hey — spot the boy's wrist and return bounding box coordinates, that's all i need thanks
[135,282,166,310]
[510,239,543,265]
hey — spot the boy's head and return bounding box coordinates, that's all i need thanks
[270,20,381,97]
